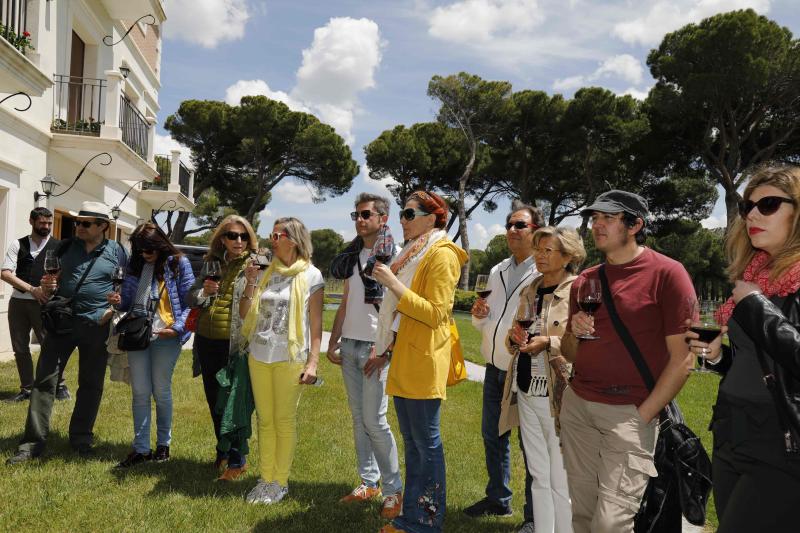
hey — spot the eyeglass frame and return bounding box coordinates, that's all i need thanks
[738,196,795,218]
[399,208,431,221]
[350,210,382,221]
[224,231,250,242]
[505,221,537,231]
[270,231,289,241]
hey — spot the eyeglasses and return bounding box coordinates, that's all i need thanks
[738,196,795,218]
[224,231,250,242]
[140,248,156,254]
[73,220,101,228]
[534,246,561,256]
[350,210,381,221]
[270,232,288,241]
[399,208,430,221]
[505,221,536,231]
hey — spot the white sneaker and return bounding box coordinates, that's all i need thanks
[269,483,289,503]
[246,480,276,504]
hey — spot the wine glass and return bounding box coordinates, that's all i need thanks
[475,274,491,299]
[202,260,222,297]
[112,266,126,293]
[688,297,722,373]
[576,276,602,340]
[43,250,60,296]
[515,298,535,344]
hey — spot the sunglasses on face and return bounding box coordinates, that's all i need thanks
[738,196,795,218]
[505,221,536,231]
[140,248,156,255]
[350,210,380,221]
[270,232,288,241]
[224,231,250,242]
[399,208,430,221]
[74,220,101,228]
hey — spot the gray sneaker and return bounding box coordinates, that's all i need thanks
[246,480,275,504]
[269,483,289,504]
[518,521,536,533]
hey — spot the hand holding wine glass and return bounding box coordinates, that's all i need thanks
[686,298,723,373]
[576,276,602,340]
[475,274,491,299]
[202,260,222,297]
[515,300,535,345]
[42,250,60,297]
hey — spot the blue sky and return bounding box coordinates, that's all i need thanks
[154,0,800,248]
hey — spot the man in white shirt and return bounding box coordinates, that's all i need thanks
[465,203,543,531]
[1,208,70,402]
[327,193,403,520]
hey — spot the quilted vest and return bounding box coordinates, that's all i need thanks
[197,256,245,340]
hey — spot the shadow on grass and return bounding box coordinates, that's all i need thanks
[1,430,132,464]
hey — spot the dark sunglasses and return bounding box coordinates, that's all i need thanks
[140,248,157,254]
[73,220,101,228]
[399,208,430,221]
[505,221,537,231]
[224,231,250,242]
[350,210,380,221]
[738,196,795,218]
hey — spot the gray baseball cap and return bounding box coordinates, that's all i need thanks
[580,190,649,219]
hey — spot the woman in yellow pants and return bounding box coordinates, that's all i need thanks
[238,217,324,504]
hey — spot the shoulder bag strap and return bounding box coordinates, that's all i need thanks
[598,264,656,392]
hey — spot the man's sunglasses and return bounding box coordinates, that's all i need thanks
[73,220,102,228]
[738,196,795,218]
[350,210,381,221]
[399,208,430,221]
[224,231,250,242]
[505,221,537,231]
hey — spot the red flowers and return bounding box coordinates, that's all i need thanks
[23,31,30,37]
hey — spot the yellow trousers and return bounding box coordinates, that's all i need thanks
[248,357,305,485]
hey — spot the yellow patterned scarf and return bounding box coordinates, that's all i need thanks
[240,256,310,360]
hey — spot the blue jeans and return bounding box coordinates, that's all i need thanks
[483,363,534,519]
[393,397,446,533]
[127,337,181,453]
[340,338,402,494]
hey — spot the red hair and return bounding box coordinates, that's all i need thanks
[409,190,448,228]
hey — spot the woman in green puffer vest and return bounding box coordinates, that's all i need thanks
[187,214,257,481]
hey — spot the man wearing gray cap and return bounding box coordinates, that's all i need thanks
[559,190,695,533]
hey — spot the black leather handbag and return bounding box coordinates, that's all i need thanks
[116,282,167,352]
[598,265,712,532]
[41,248,102,336]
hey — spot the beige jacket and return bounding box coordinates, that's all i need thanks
[498,274,575,436]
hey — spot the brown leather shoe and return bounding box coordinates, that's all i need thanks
[380,492,403,519]
[340,482,381,503]
[217,464,247,481]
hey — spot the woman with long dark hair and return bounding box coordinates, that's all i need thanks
[108,222,194,467]
[689,164,800,532]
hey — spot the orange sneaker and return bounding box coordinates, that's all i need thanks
[378,525,407,533]
[380,492,403,519]
[217,464,247,481]
[340,482,382,503]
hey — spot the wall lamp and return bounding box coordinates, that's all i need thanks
[34,152,113,202]
[111,179,148,220]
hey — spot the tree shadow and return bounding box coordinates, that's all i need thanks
[1,430,131,464]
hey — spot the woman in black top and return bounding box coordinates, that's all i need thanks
[689,165,800,533]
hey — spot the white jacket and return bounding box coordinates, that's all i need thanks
[472,256,537,370]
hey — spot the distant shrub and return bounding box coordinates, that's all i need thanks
[453,289,477,312]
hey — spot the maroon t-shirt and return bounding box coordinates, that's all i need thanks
[568,248,694,406]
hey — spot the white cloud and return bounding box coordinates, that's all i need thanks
[224,80,309,112]
[337,228,357,241]
[222,17,383,145]
[153,133,192,167]
[272,181,316,204]
[623,86,651,101]
[428,0,544,44]
[472,222,506,249]
[164,0,250,48]
[553,54,644,93]
[613,0,771,46]
[700,214,726,229]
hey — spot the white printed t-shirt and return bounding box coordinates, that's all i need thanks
[249,265,324,364]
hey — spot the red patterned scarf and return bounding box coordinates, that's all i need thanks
[716,250,800,324]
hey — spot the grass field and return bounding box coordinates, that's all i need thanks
[0,316,720,532]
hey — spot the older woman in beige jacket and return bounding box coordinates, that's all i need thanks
[501,227,586,533]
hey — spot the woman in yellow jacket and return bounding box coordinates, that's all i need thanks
[373,190,468,533]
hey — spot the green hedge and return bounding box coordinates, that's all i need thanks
[454,289,478,312]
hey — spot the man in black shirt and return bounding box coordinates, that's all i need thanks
[1,207,70,402]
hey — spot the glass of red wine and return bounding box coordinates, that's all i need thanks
[576,276,602,340]
[112,266,126,292]
[515,299,535,344]
[202,260,222,298]
[475,274,491,299]
[43,250,60,296]
[688,298,722,373]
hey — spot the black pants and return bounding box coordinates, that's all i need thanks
[195,335,231,451]
[8,297,68,391]
[714,441,800,533]
[18,319,109,455]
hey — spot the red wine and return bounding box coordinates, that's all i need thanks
[477,289,492,298]
[112,277,125,286]
[690,326,721,343]
[46,268,60,276]
[375,254,392,263]
[205,274,222,282]
[517,319,534,329]
[579,299,601,314]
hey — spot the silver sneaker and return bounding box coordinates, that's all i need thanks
[268,483,289,503]
[246,480,275,504]
[518,521,536,533]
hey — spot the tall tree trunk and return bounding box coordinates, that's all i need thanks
[456,148,476,290]
[723,184,741,233]
[170,211,191,244]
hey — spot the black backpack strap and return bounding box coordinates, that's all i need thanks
[598,264,656,391]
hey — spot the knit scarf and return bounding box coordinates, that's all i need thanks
[716,250,800,325]
[240,256,310,360]
[132,262,155,316]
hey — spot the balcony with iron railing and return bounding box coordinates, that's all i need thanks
[0,0,50,95]
[1,0,30,53]
[139,150,195,211]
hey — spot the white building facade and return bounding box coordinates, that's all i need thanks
[0,0,194,355]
